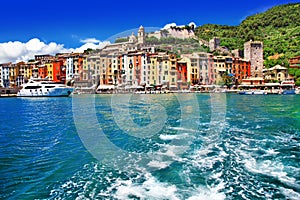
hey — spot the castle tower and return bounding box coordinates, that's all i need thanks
[138,25,145,44]
[244,40,264,77]
[209,37,220,52]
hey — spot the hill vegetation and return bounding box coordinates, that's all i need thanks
[145,37,206,55]
[194,3,300,85]
[194,3,300,69]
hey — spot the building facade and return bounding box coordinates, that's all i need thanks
[244,40,264,77]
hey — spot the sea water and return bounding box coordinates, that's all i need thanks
[0,94,299,199]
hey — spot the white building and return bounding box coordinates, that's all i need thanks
[0,63,11,88]
[66,57,74,81]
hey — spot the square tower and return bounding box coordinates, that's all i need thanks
[209,37,220,52]
[244,40,264,77]
[138,25,145,45]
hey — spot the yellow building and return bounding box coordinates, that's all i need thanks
[149,55,158,85]
[263,65,288,83]
[18,62,31,80]
[148,52,178,88]
[9,64,18,87]
[165,54,177,88]
[46,62,53,80]
[213,56,232,85]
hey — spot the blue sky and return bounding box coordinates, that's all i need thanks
[0,0,299,63]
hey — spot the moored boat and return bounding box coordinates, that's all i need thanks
[238,90,266,95]
[17,79,74,97]
[280,80,296,95]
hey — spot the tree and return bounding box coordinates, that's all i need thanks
[222,72,234,88]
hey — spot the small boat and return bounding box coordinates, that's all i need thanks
[280,80,296,95]
[238,91,253,95]
[17,79,74,97]
[238,90,266,95]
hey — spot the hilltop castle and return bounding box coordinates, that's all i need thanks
[101,25,146,52]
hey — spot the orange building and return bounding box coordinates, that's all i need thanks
[38,65,48,79]
[232,57,251,84]
[177,60,188,89]
[52,60,65,83]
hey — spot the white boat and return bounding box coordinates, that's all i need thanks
[17,79,74,97]
[238,90,266,95]
[280,80,296,95]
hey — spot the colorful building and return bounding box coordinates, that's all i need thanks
[38,65,48,79]
[46,62,54,80]
[0,63,11,88]
[232,57,251,84]
[289,56,300,68]
[52,59,65,83]
[177,59,188,90]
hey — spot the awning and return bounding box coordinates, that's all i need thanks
[97,85,115,90]
[131,85,144,89]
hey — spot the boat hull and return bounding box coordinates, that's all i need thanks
[17,87,74,97]
[281,89,296,95]
[239,90,266,95]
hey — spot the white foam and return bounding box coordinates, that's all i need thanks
[167,126,199,133]
[243,155,297,186]
[187,184,226,200]
[159,133,190,140]
[280,187,300,200]
[265,149,279,156]
[113,173,180,200]
[189,144,227,169]
[211,171,223,179]
[147,160,171,169]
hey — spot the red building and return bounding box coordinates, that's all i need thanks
[289,56,300,68]
[177,60,188,89]
[52,60,65,83]
[232,57,251,84]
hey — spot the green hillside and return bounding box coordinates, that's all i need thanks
[195,3,300,68]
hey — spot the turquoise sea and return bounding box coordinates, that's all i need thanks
[0,94,299,199]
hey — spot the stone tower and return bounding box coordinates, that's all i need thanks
[138,25,145,44]
[244,40,264,77]
[209,37,220,52]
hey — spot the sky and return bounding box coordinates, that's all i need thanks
[0,0,299,63]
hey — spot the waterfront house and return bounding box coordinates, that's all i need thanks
[263,65,288,83]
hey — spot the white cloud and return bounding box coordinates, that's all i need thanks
[162,22,197,30]
[162,23,177,30]
[72,41,110,53]
[0,38,67,63]
[0,38,110,63]
[189,22,197,28]
[80,38,101,43]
